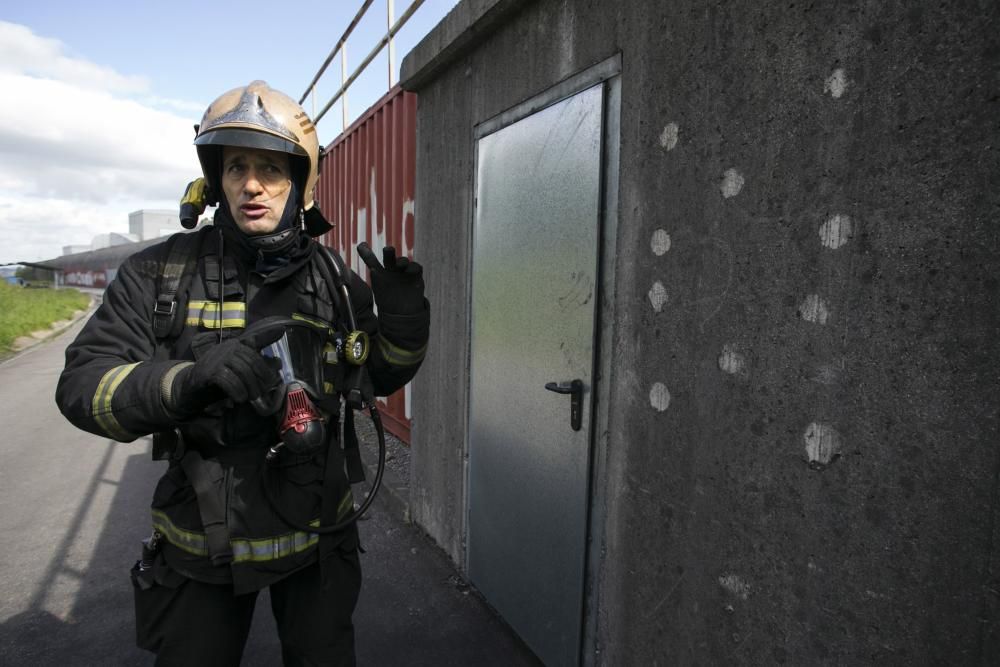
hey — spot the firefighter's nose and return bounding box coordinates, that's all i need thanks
[243,169,264,195]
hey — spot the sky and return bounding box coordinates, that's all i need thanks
[0,0,460,263]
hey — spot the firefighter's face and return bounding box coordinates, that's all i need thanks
[221,146,292,235]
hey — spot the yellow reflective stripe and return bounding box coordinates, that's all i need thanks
[150,489,354,563]
[152,509,208,556]
[153,509,319,563]
[291,312,333,334]
[91,362,140,440]
[377,337,427,367]
[337,489,355,518]
[185,300,246,329]
[324,381,335,395]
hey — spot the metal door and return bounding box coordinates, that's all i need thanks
[468,82,604,666]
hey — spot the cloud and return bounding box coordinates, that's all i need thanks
[0,193,151,262]
[0,21,149,94]
[0,21,204,263]
[139,95,207,114]
[0,73,198,198]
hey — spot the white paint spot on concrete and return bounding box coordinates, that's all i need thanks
[824,68,848,98]
[718,344,746,375]
[798,294,830,325]
[718,574,751,600]
[720,168,745,198]
[811,363,843,385]
[804,422,842,468]
[650,383,671,412]
[648,281,668,312]
[651,229,672,256]
[819,214,853,249]
[659,122,679,150]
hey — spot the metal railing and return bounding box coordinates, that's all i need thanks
[300,0,426,130]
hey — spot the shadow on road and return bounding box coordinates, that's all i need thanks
[0,321,537,665]
[0,438,162,665]
[0,437,538,666]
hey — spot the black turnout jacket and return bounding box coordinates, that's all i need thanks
[56,224,429,593]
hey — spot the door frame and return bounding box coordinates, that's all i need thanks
[464,53,622,665]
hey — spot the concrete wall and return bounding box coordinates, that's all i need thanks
[401,0,1000,663]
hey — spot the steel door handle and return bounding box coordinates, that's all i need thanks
[544,379,583,431]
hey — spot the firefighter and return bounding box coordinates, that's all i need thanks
[55,81,429,666]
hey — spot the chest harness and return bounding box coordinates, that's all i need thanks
[148,229,387,565]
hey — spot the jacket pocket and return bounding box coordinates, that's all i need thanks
[130,552,188,652]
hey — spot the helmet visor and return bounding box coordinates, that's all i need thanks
[195,128,308,158]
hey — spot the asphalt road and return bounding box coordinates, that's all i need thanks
[0,316,539,666]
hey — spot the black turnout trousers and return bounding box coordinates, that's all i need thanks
[133,550,361,667]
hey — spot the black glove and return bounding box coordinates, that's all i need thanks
[166,326,284,416]
[357,243,426,315]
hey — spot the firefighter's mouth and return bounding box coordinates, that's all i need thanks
[240,203,270,219]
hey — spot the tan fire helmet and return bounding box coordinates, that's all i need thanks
[194,81,320,210]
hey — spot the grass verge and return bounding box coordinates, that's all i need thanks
[0,283,90,351]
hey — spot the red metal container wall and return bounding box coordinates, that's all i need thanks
[315,85,418,443]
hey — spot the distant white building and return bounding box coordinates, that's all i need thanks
[129,209,189,241]
[58,209,201,257]
[90,232,139,250]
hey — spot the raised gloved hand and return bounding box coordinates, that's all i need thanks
[164,326,285,416]
[357,243,425,315]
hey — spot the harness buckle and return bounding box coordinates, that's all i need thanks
[153,299,176,316]
[152,297,178,339]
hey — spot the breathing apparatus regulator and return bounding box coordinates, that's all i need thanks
[237,242,389,534]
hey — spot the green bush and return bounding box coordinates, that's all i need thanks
[0,283,90,350]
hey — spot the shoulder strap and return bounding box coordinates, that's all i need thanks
[153,230,204,339]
